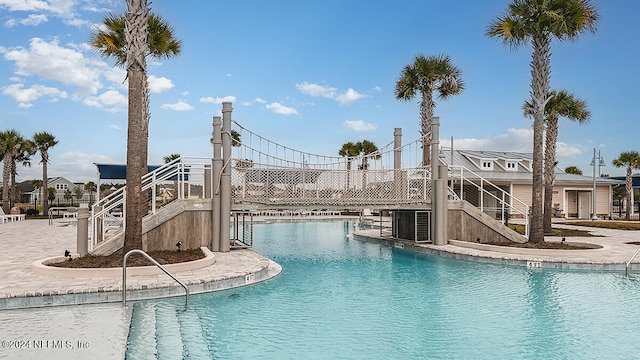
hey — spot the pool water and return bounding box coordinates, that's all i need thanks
[128,221,640,359]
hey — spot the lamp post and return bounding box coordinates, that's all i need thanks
[589,148,605,221]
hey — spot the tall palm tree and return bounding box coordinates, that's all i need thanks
[612,151,640,221]
[11,139,35,207]
[33,132,58,215]
[90,4,181,253]
[339,142,359,190]
[356,140,380,189]
[84,181,97,205]
[395,54,464,167]
[0,130,26,213]
[487,0,598,243]
[525,90,590,233]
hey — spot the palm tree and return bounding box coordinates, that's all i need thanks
[11,138,35,207]
[356,140,380,190]
[90,4,181,253]
[0,130,26,213]
[33,132,58,215]
[564,166,582,175]
[612,151,640,221]
[339,142,359,190]
[525,90,590,233]
[84,181,97,205]
[487,0,599,243]
[163,153,181,163]
[395,54,464,167]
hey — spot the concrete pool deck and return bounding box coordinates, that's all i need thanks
[0,219,281,310]
[1,218,639,310]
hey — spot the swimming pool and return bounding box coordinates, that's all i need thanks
[126,220,640,359]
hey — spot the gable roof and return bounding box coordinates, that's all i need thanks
[440,149,622,185]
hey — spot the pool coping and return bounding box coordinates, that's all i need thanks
[351,231,634,272]
[0,251,282,310]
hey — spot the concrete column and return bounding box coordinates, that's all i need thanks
[393,128,406,201]
[204,168,211,199]
[430,117,440,181]
[438,164,449,245]
[76,206,90,256]
[394,128,402,170]
[430,117,440,243]
[211,116,222,252]
[220,102,233,252]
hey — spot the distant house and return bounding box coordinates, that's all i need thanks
[21,177,91,207]
[442,150,623,220]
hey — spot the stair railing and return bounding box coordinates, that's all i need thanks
[122,249,189,308]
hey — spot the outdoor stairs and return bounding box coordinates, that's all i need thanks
[126,302,212,359]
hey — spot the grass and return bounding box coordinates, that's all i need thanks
[559,221,640,231]
[49,248,205,268]
[506,224,599,237]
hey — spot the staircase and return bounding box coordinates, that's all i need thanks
[126,302,211,359]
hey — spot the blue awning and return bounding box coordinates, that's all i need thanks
[95,164,168,180]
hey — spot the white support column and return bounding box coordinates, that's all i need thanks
[220,102,233,252]
[211,116,222,252]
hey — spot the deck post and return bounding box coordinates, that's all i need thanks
[211,116,222,252]
[220,102,233,252]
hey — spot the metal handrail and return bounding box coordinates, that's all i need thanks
[122,249,189,308]
[625,247,640,277]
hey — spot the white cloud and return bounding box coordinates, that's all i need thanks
[3,37,102,94]
[162,100,194,111]
[297,82,366,105]
[148,75,174,93]
[343,120,377,132]
[109,124,121,130]
[296,82,336,98]
[83,90,126,112]
[372,86,382,92]
[454,128,533,152]
[2,83,68,107]
[9,14,48,27]
[336,88,367,105]
[266,102,298,115]
[242,97,267,106]
[199,95,236,104]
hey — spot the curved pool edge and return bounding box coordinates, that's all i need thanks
[1,250,282,310]
[352,231,630,272]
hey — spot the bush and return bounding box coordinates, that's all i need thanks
[26,209,39,216]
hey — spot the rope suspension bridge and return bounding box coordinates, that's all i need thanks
[88,102,528,251]
[229,120,433,209]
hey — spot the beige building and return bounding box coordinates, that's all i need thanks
[443,150,621,220]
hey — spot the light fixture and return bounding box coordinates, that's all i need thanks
[176,241,182,252]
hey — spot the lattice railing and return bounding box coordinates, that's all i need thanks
[231,165,432,206]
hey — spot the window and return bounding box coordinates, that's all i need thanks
[506,161,517,171]
[481,160,493,170]
[55,184,68,190]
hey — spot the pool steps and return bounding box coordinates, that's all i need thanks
[127,302,212,359]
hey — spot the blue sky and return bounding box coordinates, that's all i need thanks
[0,0,637,183]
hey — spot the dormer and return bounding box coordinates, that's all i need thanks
[480,159,494,171]
[505,161,518,172]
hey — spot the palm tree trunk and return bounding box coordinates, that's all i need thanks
[124,0,149,254]
[529,34,551,243]
[543,117,558,234]
[626,167,632,220]
[419,91,434,167]
[42,152,49,215]
[1,154,10,213]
